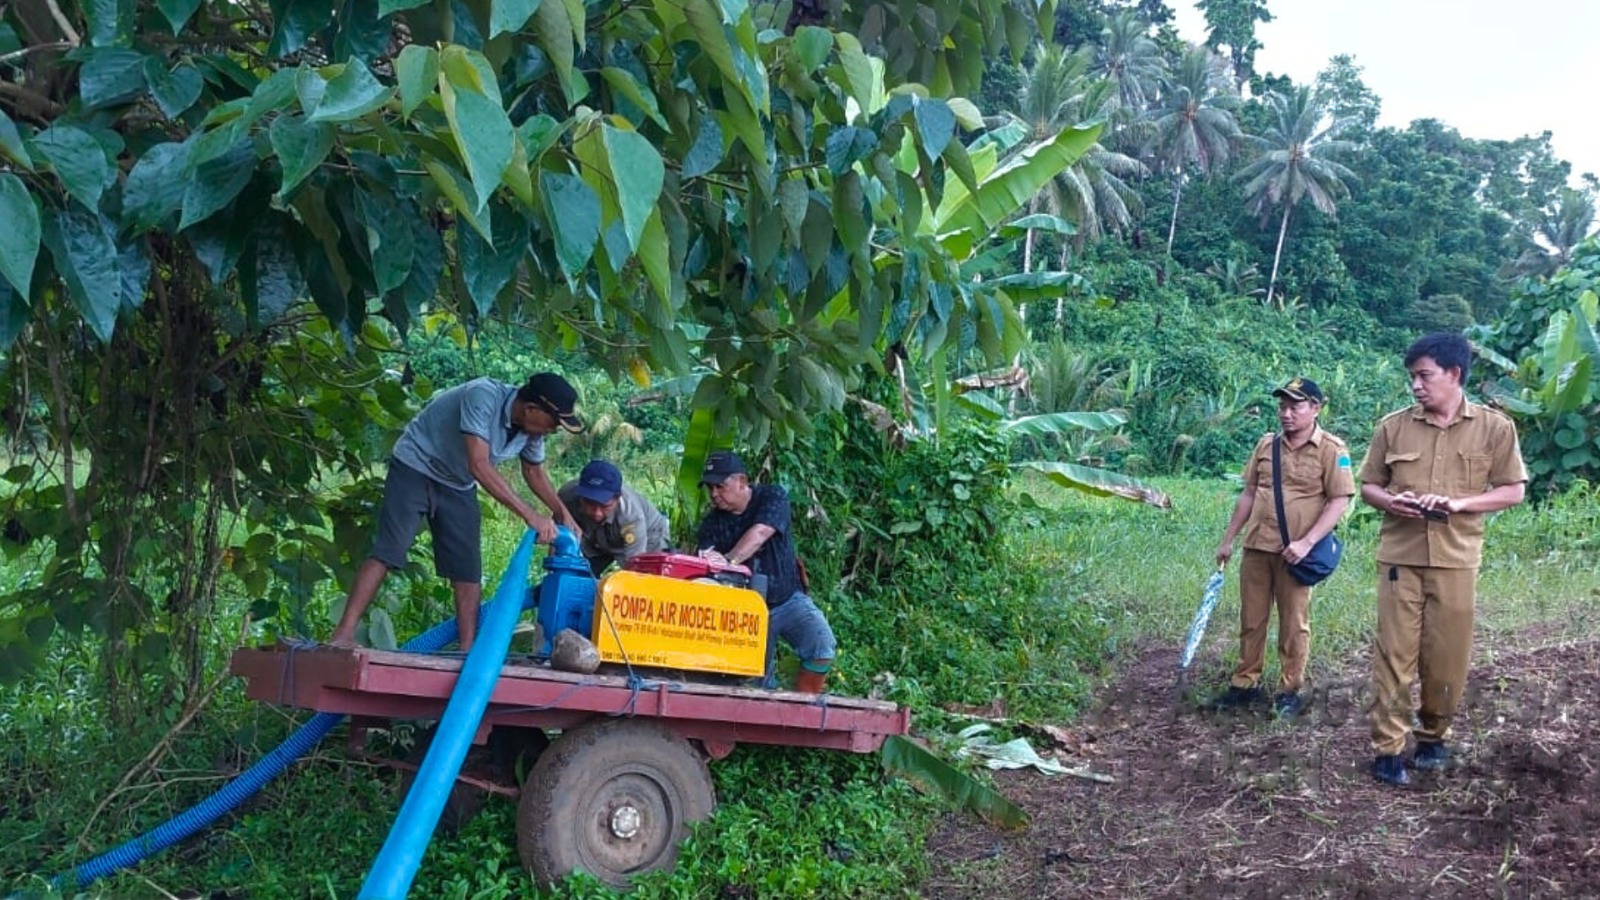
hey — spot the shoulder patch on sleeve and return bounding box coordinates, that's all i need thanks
[1337,454,1351,469]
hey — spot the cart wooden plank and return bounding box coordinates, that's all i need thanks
[229,645,909,754]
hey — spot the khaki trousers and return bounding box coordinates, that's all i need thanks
[1369,564,1478,756]
[1230,549,1312,693]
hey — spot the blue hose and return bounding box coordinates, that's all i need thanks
[41,539,535,894]
[358,529,538,898]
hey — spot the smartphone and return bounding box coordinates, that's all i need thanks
[1399,498,1449,521]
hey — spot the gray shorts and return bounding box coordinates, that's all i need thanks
[369,459,481,583]
[765,591,836,677]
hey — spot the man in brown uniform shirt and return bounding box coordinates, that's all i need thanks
[1214,377,1355,718]
[1359,333,1526,787]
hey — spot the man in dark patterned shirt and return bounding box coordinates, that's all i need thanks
[695,451,836,693]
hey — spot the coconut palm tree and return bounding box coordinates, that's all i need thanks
[1146,45,1240,253]
[1506,187,1598,279]
[1236,87,1358,305]
[1010,45,1148,249]
[1094,11,1165,120]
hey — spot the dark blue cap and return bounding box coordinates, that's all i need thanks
[574,459,622,503]
[700,451,746,486]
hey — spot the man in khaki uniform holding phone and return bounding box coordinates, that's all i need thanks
[1359,333,1526,787]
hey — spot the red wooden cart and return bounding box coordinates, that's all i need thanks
[229,645,909,886]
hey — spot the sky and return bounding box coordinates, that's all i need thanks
[1169,0,1600,186]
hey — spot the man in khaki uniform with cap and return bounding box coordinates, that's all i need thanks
[1359,333,1526,787]
[1213,376,1355,718]
[558,458,670,575]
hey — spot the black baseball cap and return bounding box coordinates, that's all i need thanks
[574,459,622,504]
[1272,377,1326,404]
[700,451,746,486]
[521,372,583,432]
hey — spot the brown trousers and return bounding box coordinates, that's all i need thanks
[1369,564,1478,756]
[1230,549,1312,693]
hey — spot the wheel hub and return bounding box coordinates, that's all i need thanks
[609,803,642,839]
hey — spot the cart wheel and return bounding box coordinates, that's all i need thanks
[517,719,715,888]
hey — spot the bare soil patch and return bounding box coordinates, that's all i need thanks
[923,634,1600,898]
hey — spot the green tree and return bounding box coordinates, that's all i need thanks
[0,0,1090,695]
[1146,44,1240,252]
[1313,54,1382,135]
[1093,10,1166,118]
[1196,0,1272,85]
[1506,187,1598,279]
[1005,44,1145,270]
[1237,87,1358,306]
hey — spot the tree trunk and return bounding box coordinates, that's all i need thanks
[1266,205,1291,307]
[1166,177,1184,256]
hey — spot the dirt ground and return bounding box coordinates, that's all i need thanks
[922,631,1600,899]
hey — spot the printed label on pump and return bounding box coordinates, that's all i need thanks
[592,570,768,677]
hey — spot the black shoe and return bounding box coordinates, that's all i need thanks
[1412,741,1450,770]
[1371,754,1411,786]
[1273,692,1305,719]
[1206,685,1262,710]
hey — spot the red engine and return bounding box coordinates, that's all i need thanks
[623,552,752,584]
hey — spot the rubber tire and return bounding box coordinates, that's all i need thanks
[517,719,715,888]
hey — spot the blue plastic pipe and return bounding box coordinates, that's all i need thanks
[357,528,540,899]
[47,613,466,893]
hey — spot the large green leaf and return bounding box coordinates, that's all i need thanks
[490,0,543,35]
[0,277,28,350]
[122,140,193,234]
[41,204,121,342]
[180,139,257,231]
[0,174,40,295]
[999,411,1128,436]
[458,201,528,316]
[0,110,31,170]
[533,0,586,105]
[353,188,415,294]
[31,125,112,211]
[77,48,148,108]
[1016,460,1172,508]
[934,123,1102,241]
[602,125,665,253]
[156,0,204,32]
[441,68,515,212]
[395,44,439,119]
[599,67,667,130]
[270,114,335,200]
[144,59,204,119]
[681,116,725,179]
[540,171,600,287]
[913,97,955,158]
[982,271,1093,304]
[84,0,130,46]
[268,0,335,57]
[306,59,393,123]
[880,735,1028,829]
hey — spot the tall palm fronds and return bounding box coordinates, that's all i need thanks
[1236,87,1359,305]
[1094,11,1165,120]
[1009,45,1149,253]
[1146,45,1241,252]
[1506,187,1598,279]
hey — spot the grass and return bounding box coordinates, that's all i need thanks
[3,475,1598,898]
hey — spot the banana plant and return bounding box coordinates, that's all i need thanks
[1480,290,1600,487]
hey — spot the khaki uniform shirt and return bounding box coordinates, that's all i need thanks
[1241,426,1357,553]
[556,483,670,567]
[1358,402,1527,568]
